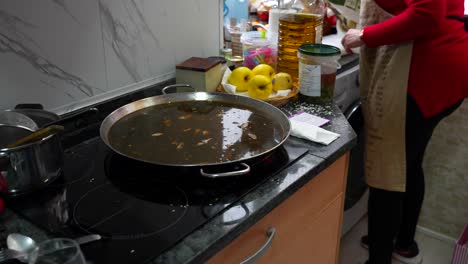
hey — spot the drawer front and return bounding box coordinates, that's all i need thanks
[207,154,348,264]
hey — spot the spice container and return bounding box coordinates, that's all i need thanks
[297,44,341,103]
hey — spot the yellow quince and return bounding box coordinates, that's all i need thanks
[228,67,254,92]
[248,75,273,100]
[252,64,275,80]
[272,72,293,91]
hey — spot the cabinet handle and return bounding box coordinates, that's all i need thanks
[240,227,276,264]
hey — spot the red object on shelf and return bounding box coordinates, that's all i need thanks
[325,12,337,26]
[258,11,269,21]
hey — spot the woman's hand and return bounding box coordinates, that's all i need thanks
[341,29,364,53]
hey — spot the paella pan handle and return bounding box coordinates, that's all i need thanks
[161,84,194,95]
[200,163,250,178]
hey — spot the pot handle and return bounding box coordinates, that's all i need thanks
[42,107,99,128]
[15,104,45,110]
[161,84,195,95]
[200,163,250,178]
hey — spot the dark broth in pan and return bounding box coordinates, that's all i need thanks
[107,101,286,165]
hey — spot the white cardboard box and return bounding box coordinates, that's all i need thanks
[176,57,224,93]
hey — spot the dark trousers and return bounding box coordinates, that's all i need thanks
[367,95,463,264]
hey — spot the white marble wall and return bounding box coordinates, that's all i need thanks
[0,0,221,114]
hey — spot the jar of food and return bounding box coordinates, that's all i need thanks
[297,43,341,103]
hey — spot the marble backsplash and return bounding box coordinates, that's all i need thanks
[0,0,221,114]
[421,101,468,239]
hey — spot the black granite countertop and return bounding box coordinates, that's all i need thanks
[150,101,357,264]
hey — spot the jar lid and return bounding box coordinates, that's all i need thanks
[298,44,341,56]
[240,31,274,46]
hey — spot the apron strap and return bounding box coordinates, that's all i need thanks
[446,15,468,31]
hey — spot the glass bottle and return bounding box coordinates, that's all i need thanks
[276,0,326,84]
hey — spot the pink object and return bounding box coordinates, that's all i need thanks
[241,31,277,69]
[451,224,468,264]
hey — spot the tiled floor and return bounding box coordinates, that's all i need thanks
[339,216,456,264]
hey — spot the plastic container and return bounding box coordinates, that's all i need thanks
[241,31,277,69]
[297,43,341,103]
[224,0,249,24]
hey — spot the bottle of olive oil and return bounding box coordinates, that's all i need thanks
[276,0,325,84]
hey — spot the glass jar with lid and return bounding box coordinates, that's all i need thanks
[297,43,341,103]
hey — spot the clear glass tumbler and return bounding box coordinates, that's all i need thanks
[28,238,86,264]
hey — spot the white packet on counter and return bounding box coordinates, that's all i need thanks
[290,119,340,145]
[289,112,330,127]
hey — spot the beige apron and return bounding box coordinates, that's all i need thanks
[359,0,413,192]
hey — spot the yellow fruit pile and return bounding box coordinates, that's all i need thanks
[227,64,293,100]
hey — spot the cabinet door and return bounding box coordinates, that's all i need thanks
[207,153,348,264]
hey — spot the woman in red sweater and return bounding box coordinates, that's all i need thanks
[342,0,467,263]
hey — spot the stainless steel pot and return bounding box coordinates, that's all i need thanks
[0,110,63,196]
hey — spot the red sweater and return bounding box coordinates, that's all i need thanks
[361,0,468,117]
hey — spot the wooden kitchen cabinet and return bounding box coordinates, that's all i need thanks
[207,153,349,264]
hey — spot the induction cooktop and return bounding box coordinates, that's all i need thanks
[8,137,308,263]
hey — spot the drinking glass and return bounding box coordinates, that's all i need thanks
[28,238,86,264]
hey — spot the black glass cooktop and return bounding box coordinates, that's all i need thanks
[8,137,308,264]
